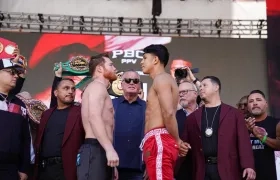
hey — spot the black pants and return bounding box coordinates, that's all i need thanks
[0,164,18,180]
[39,163,65,180]
[77,138,113,180]
[204,164,221,180]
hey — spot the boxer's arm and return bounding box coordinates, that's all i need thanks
[84,83,114,152]
[154,77,180,142]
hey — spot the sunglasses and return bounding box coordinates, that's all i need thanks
[123,78,140,84]
[1,68,21,76]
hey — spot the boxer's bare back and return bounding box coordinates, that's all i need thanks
[81,80,119,167]
[145,73,180,139]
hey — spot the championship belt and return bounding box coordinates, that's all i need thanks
[16,95,48,124]
[110,71,124,96]
[0,37,17,59]
[54,56,91,88]
[54,56,90,76]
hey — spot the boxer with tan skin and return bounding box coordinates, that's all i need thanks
[78,53,119,180]
[140,45,189,180]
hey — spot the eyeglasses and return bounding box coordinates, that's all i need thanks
[1,69,21,76]
[179,89,196,96]
[123,78,140,84]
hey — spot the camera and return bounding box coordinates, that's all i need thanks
[174,68,188,82]
[174,67,199,83]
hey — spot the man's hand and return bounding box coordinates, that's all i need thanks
[252,126,268,139]
[177,139,191,157]
[185,66,196,82]
[243,168,256,180]
[55,62,63,77]
[12,47,20,60]
[245,117,255,131]
[114,167,118,180]
[106,149,119,167]
[18,172,28,180]
[143,169,149,180]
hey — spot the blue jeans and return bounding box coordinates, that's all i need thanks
[118,168,143,180]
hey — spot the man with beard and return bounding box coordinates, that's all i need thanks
[33,77,85,180]
[182,76,256,180]
[0,58,31,180]
[139,44,189,180]
[78,53,119,180]
[246,90,280,180]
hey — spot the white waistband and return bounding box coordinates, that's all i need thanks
[139,128,169,151]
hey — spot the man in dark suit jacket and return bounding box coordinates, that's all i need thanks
[181,76,256,180]
[33,78,85,180]
[175,81,199,180]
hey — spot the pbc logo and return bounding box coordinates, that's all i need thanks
[112,50,144,64]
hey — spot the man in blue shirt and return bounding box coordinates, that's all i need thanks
[112,70,146,180]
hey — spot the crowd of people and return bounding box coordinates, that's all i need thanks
[0,43,279,180]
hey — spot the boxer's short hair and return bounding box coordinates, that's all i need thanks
[89,53,109,76]
[143,44,169,67]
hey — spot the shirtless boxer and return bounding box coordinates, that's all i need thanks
[77,53,119,180]
[140,44,189,180]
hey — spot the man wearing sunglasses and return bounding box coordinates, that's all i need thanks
[0,58,31,180]
[139,44,190,180]
[112,70,146,180]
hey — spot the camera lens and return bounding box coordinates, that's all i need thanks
[175,68,188,80]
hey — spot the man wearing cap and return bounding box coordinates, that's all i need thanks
[0,56,31,180]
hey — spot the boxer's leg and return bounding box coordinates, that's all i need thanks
[77,144,91,180]
[161,134,179,180]
[77,138,113,180]
[143,136,158,180]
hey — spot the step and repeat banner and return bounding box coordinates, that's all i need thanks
[0,32,267,107]
[0,22,278,177]
[266,0,280,178]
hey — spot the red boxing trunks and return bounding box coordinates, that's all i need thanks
[140,128,179,180]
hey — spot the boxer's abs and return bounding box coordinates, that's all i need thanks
[144,104,165,134]
[82,115,114,142]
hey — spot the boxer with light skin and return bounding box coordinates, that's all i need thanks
[140,45,189,180]
[79,53,119,180]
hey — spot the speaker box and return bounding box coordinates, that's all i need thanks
[152,0,162,16]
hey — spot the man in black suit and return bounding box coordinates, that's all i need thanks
[175,80,198,180]
[176,80,199,137]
